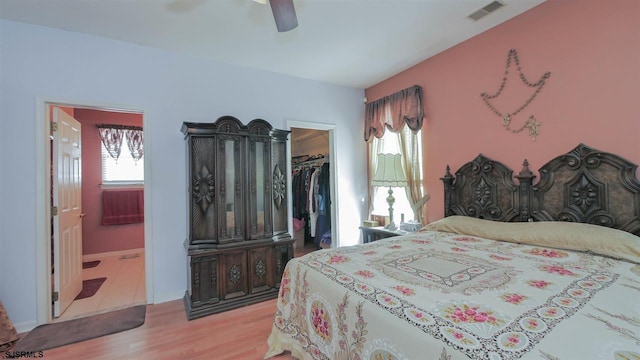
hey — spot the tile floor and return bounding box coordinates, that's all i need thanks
[55,251,146,322]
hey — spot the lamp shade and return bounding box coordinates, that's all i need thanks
[371,153,408,187]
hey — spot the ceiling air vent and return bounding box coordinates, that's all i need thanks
[468,1,505,21]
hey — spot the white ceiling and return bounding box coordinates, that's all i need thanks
[0,0,545,89]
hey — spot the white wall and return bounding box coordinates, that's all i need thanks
[0,19,367,331]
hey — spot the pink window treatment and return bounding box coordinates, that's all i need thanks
[102,189,144,225]
[364,85,424,141]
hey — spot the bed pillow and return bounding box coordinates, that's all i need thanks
[423,215,640,264]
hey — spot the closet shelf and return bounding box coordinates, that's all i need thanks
[292,157,328,169]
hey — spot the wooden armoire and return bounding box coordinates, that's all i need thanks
[181,116,294,320]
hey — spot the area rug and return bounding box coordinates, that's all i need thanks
[82,260,101,269]
[75,277,107,300]
[12,305,146,352]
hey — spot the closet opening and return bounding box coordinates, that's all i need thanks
[290,127,333,256]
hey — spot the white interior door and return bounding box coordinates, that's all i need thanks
[52,107,83,317]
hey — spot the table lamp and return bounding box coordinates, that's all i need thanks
[371,153,408,231]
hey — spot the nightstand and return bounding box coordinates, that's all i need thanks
[360,226,408,243]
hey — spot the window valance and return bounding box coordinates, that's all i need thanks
[97,124,144,162]
[364,85,424,141]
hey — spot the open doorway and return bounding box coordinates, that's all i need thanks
[287,121,338,253]
[46,103,146,322]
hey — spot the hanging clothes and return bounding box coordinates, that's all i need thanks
[314,162,331,248]
[292,157,331,248]
[308,169,319,236]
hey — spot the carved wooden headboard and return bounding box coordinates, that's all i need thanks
[441,144,640,236]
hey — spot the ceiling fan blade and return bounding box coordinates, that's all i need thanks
[269,0,298,32]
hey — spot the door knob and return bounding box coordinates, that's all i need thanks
[79,213,86,218]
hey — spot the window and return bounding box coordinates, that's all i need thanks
[370,127,423,222]
[101,141,144,186]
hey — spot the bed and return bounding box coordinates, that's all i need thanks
[265,144,640,360]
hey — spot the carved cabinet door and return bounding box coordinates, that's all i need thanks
[189,254,219,307]
[188,136,218,245]
[271,130,290,237]
[221,251,248,299]
[248,247,273,294]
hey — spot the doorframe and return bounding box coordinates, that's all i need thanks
[35,97,154,325]
[286,121,340,248]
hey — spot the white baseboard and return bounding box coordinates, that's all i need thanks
[152,291,184,305]
[82,248,144,262]
[14,320,38,334]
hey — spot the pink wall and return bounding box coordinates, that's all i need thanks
[365,0,640,223]
[73,108,144,255]
[51,106,74,118]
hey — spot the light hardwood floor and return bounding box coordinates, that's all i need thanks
[32,246,319,359]
[38,298,294,360]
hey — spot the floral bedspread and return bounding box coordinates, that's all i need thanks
[265,230,640,360]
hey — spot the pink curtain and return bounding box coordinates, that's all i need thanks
[364,85,424,141]
[102,189,144,225]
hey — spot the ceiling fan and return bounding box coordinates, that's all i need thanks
[254,0,298,32]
